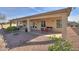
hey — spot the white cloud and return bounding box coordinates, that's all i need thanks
[68,15,79,22]
[30,7,42,12]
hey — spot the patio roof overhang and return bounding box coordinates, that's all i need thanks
[10,7,72,22]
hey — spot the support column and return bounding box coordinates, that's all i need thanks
[27,19,31,32]
[62,16,68,40]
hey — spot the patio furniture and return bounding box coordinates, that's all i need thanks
[41,27,53,32]
[41,27,45,31]
[46,27,53,31]
[25,28,27,32]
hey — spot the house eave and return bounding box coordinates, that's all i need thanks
[10,7,72,21]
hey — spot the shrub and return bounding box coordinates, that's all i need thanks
[6,26,18,32]
[48,36,72,51]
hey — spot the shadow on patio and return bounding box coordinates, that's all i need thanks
[10,40,53,50]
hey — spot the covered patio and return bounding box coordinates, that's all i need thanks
[10,7,72,40]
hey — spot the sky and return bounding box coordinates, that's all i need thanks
[0,7,79,23]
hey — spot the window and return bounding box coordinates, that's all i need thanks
[41,21,46,27]
[56,20,62,28]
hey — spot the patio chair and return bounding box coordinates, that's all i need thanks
[44,27,53,32]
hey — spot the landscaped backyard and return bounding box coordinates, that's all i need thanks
[0,7,74,51]
[0,26,63,51]
[0,26,79,51]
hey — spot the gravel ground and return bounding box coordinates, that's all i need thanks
[4,31,53,51]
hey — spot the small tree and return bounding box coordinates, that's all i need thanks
[0,13,6,29]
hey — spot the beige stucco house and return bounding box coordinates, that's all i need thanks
[6,7,72,40]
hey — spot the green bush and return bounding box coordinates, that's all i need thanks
[48,36,72,51]
[6,26,18,32]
